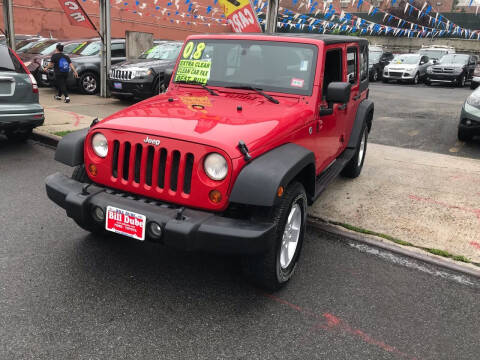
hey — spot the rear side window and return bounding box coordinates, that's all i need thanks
[0,46,26,73]
[111,43,126,57]
[347,47,358,84]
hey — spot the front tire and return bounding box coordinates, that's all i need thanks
[458,128,473,142]
[412,73,419,85]
[371,70,378,82]
[79,72,99,95]
[242,182,307,291]
[470,82,479,90]
[457,73,466,88]
[341,124,368,178]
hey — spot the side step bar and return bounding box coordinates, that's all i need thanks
[313,148,356,201]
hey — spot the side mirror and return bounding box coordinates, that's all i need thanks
[326,82,352,104]
[433,59,438,64]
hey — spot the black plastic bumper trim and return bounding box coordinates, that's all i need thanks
[45,173,274,254]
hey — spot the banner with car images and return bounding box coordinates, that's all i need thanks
[218,0,262,33]
[57,0,97,30]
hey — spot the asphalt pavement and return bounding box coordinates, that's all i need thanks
[1,138,479,359]
[369,82,480,159]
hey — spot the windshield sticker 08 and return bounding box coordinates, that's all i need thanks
[175,59,211,85]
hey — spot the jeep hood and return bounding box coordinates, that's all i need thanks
[112,59,175,69]
[95,91,314,159]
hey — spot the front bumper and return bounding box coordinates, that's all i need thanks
[426,73,461,83]
[45,173,274,254]
[108,78,154,98]
[383,71,416,81]
[459,103,480,136]
[471,76,480,85]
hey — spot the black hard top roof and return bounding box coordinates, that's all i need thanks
[199,33,369,46]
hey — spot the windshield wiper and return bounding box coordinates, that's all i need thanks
[175,80,219,96]
[225,85,279,104]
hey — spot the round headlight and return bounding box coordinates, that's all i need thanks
[204,153,228,181]
[91,133,108,158]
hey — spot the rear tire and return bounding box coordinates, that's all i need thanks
[242,182,307,291]
[458,128,473,142]
[6,128,32,142]
[79,71,99,95]
[341,123,368,178]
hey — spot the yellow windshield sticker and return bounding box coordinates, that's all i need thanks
[175,59,211,85]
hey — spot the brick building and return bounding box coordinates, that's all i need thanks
[0,0,229,41]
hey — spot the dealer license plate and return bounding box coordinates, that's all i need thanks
[105,206,146,241]
[113,82,122,89]
[41,74,48,80]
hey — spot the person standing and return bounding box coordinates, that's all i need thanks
[43,44,78,103]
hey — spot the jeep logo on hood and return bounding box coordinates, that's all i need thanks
[144,136,161,146]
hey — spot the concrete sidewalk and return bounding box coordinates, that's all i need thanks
[311,143,480,264]
[34,88,480,266]
[35,88,126,137]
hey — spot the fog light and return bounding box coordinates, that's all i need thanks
[209,190,222,203]
[466,120,472,126]
[92,206,105,222]
[148,222,163,238]
[88,164,97,176]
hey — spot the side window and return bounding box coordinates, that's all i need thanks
[111,43,125,58]
[347,47,358,84]
[323,48,343,99]
[360,46,368,82]
[421,56,428,64]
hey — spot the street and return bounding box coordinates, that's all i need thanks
[369,83,479,158]
[1,138,479,359]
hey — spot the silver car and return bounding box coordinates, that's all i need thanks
[0,44,44,141]
[382,54,430,85]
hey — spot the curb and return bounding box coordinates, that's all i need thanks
[32,130,60,147]
[307,216,480,280]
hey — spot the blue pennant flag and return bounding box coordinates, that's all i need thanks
[372,7,378,15]
[206,5,212,14]
[357,0,363,8]
[425,5,432,14]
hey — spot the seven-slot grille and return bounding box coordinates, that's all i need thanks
[111,140,195,195]
[110,69,133,80]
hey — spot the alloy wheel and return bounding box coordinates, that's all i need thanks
[279,203,302,269]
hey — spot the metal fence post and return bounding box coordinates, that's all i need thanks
[99,0,111,97]
[264,0,279,33]
[2,0,16,50]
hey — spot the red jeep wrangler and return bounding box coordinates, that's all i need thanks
[46,34,373,290]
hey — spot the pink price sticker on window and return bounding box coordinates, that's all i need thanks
[291,78,304,88]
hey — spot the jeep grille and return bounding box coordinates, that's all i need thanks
[111,140,194,195]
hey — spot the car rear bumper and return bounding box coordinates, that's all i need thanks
[0,106,44,130]
[45,172,274,254]
[108,79,154,98]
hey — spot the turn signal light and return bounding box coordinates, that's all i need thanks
[209,190,222,203]
[277,186,284,197]
[88,164,98,176]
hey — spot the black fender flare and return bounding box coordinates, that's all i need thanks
[229,143,316,207]
[54,128,88,167]
[347,99,374,149]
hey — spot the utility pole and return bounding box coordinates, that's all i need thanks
[2,0,15,50]
[99,0,111,97]
[265,0,279,33]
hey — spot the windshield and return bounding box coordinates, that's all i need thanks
[76,41,101,56]
[369,52,382,63]
[392,54,420,65]
[418,49,448,59]
[24,40,57,54]
[174,39,317,95]
[138,43,182,60]
[16,40,42,53]
[438,54,469,65]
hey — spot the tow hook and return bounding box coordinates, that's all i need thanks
[238,140,251,162]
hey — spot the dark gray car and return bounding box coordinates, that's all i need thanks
[0,45,44,141]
